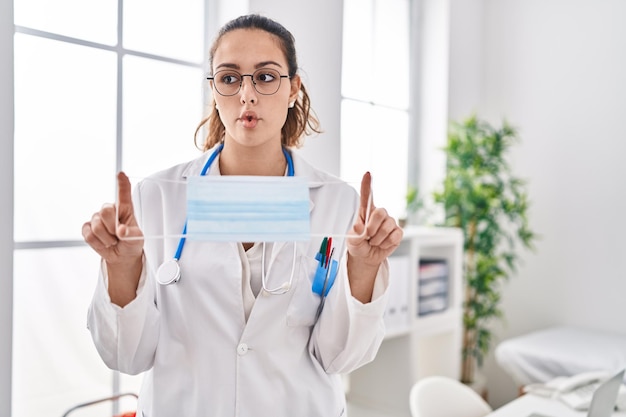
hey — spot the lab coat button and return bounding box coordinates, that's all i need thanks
[237,343,248,356]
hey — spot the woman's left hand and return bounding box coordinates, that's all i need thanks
[346,172,403,302]
[348,172,403,264]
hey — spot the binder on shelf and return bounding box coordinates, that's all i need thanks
[385,255,410,332]
[418,258,449,316]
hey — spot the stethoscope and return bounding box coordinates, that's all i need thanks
[156,142,297,295]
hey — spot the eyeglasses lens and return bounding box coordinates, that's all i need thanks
[213,68,282,96]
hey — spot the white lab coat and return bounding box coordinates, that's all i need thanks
[87,148,389,417]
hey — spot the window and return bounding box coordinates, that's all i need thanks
[12,1,206,415]
[340,0,411,220]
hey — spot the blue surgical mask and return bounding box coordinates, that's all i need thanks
[186,175,310,241]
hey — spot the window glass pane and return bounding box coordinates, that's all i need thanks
[123,0,205,62]
[14,34,117,242]
[12,247,113,417]
[373,0,410,107]
[341,100,408,220]
[341,0,374,102]
[14,0,117,45]
[342,0,409,108]
[123,55,204,178]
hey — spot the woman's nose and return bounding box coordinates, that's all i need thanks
[239,75,257,103]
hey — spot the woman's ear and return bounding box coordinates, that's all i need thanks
[289,74,301,104]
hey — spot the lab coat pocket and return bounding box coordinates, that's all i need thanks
[286,255,321,327]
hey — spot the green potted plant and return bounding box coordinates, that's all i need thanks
[432,115,537,385]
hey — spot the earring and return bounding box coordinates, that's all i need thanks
[288,101,295,108]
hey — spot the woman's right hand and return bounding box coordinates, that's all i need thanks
[82,172,144,306]
[82,172,144,262]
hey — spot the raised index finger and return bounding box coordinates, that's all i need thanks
[116,171,134,219]
[359,171,374,222]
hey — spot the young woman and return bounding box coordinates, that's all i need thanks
[82,14,403,417]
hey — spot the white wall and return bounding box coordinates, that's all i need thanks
[447,0,626,408]
[415,0,451,209]
[0,0,14,414]
[448,0,484,120]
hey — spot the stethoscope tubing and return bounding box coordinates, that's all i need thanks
[172,142,224,262]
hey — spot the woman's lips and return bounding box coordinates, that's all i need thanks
[240,112,259,128]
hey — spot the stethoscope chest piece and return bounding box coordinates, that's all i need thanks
[157,259,181,285]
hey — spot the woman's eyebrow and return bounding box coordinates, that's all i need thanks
[214,62,240,71]
[214,61,284,72]
[255,61,283,69]
[215,61,283,71]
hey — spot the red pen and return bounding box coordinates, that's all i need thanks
[325,237,332,267]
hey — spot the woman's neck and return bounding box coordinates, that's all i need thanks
[218,142,287,176]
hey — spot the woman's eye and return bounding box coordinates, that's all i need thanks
[256,72,276,83]
[222,74,239,85]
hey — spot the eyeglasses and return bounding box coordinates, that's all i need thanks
[207,68,290,96]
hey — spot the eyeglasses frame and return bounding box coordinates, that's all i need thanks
[207,68,291,96]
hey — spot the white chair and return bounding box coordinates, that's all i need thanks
[409,375,493,417]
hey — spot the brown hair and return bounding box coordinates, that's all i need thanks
[194,14,322,151]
